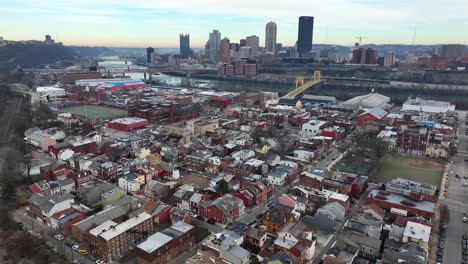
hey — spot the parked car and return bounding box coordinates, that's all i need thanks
[95,260,106,264]
[72,245,80,251]
[79,249,88,256]
[88,254,97,261]
[17,222,24,230]
[46,242,53,249]
[55,234,64,240]
[51,247,58,254]
[66,241,74,248]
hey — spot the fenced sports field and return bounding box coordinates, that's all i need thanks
[60,105,127,119]
[375,154,444,187]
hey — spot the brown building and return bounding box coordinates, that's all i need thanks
[226,64,235,75]
[235,60,246,75]
[244,63,257,76]
[89,212,153,261]
[219,37,231,63]
[135,221,195,264]
[365,48,377,64]
[262,205,297,235]
[71,206,127,242]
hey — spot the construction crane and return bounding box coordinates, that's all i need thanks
[356,35,367,46]
[283,71,322,98]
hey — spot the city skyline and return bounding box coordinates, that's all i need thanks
[1,0,468,48]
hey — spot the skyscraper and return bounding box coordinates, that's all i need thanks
[297,16,314,57]
[440,44,466,59]
[265,21,277,54]
[146,47,154,64]
[240,39,247,47]
[179,34,190,59]
[209,30,221,63]
[384,51,395,67]
[219,37,231,63]
[246,35,259,56]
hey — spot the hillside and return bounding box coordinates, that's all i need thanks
[0,42,79,67]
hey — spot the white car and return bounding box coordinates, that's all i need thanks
[96,260,106,264]
[463,217,468,222]
[72,245,80,251]
[54,234,64,240]
[464,183,468,187]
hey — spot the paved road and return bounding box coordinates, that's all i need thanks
[237,184,288,225]
[443,110,468,264]
[13,209,97,264]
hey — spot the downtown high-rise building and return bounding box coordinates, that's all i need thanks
[265,21,277,54]
[439,44,466,59]
[219,37,231,63]
[208,30,221,63]
[297,16,314,58]
[384,51,396,67]
[179,34,190,59]
[146,47,154,64]
[240,39,247,47]
[246,35,259,56]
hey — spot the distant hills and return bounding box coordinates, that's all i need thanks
[0,42,78,68]
[0,41,442,68]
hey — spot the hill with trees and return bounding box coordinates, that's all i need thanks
[0,42,78,67]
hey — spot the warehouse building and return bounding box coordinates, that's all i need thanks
[108,117,149,132]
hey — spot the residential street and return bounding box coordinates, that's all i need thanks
[13,208,95,264]
[442,110,468,264]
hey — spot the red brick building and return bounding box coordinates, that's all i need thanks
[198,196,241,224]
[357,108,387,127]
[135,221,195,264]
[108,117,149,132]
[89,212,153,261]
[366,189,435,219]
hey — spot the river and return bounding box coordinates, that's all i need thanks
[127,73,291,93]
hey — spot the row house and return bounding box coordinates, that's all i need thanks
[184,155,207,171]
[135,221,195,264]
[198,195,244,224]
[144,180,171,201]
[206,156,221,174]
[28,193,75,226]
[396,125,430,155]
[274,220,317,261]
[89,212,153,262]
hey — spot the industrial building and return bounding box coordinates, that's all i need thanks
[108,117,149,131]
[402,97,455,113]
[340,93,390,110]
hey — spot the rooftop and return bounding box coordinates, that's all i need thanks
[110,117,148,125]
[368,189,436,214]
[403,221,431,242]
[89,220,118,237]
[99,212,152,241]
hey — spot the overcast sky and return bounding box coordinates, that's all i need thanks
[1,0,467,48]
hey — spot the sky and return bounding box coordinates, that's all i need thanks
[1,0,468,48]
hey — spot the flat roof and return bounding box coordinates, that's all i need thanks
[368,189,436,214]
[110,117,148,125]
[89,220,117,237]
[137,232,173,253]
[99,212,151,241]
[403,221,431,242]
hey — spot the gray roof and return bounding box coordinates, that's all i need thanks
[211,196,238,214]
[29,193,74,213]
[359,107,387,119]
[72,206,127,232]
[341,93,390,109]
[342,231,382,250]
[302,214,336,234]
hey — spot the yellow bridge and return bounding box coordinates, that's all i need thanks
[283,71,322,98]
